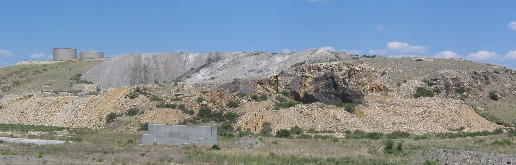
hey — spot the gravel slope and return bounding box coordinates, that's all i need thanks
[81,48,349,89]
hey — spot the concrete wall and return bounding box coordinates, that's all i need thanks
[141,124,217,146]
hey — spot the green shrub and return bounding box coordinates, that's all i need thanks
[455,87,466,94]
[106,113,118,123]
[275,101,301,109]
[251,95,260,101]
[280,90,289,96]
[414,134,431,140]
[156,103,177,109]
[251,94,268,102]
[139,122,149,131]
[178,104,186,110]
[261,122,273,135]
[70,74,93,84]
[433,88,442,94]
[314,135,332,140]
[489,91,499,100]
[508,129,516,137]
[149,96,163,102]
[413,87,434,98]
[346,130,367,139]
[290,126,303,135]
[197,107,213,118]
[344,104,355,113]
[291,62,306,68]
[423,160,441,165]
[211,144,221,150]
[217,123,236,138]
[384,139,394,151]
[37,152,44,158]
[227,100,240,108]
[296,134,313,139]
[275,129,291,138]
[196,97,205,103]
[366,132,383,140]
[238,93,247,98]
[386,131,411,139]
[182,109,195,115]
[276,95,289,103]
[260,94,268,101]
[127,108,141,116]
[492,139,512,146]
[384,139,403,155]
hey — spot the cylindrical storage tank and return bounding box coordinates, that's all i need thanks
[79,51,104,59]
[53,48,77,61]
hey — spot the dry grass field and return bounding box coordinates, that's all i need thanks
[0,124,514,164]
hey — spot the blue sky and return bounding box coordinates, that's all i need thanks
[1,0,516,69]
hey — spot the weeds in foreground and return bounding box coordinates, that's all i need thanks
[182,147,394,165]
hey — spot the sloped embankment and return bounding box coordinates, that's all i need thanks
[233,62,501,134]
[0,87,137,129]
[81,48,349,89]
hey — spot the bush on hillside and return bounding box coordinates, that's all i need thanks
[106,113,118,123]
[261,122,273,135]
[386,131,411,139]
[413,87,434,98]
[275,129,291,138]
[489,91,499,100]
[227,100,240,108]
[127,108,141,116]
[290,126,303,135]
[455,87,466,94]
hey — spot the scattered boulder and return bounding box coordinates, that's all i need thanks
[234,136,265,148]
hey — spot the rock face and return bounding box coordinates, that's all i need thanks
[276,62,379,103]
[81,48,349,89]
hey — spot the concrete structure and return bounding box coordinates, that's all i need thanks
[79,51,104,59]
[53,48,77,61]
[141,124,217,146]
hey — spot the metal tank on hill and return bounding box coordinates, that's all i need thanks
[53,48,77,61]
[79,51,104,59]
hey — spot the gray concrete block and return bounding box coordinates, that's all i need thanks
[141,124,217,146]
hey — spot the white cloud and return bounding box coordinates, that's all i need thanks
[386,41,428,53]
[29,53,46,59]
[466,51,500,60]
[0,49,12,56]
[375,25,385,31]
[368,49,387,55]
[282,49,291,53]
[343,49,362,54]
[368,41,428,55]
[508,21,516,31]
[320,46,335,52]
[506,49,516,59]
[435,51,461,59]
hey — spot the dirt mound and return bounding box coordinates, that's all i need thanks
[81,48,349,89]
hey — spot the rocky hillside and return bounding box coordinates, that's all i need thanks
[81,48,348,89]
[0,49,515,135]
